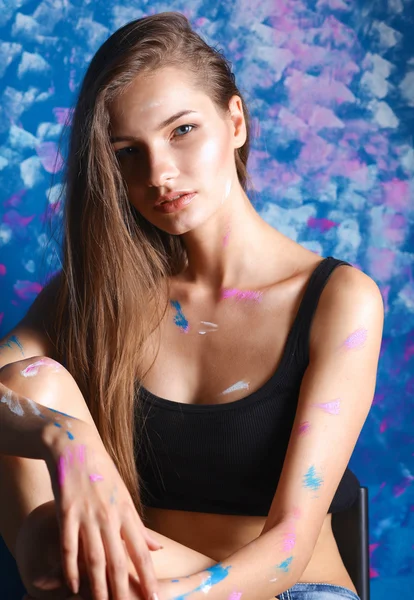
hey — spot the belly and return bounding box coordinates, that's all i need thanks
[143,507,357,595]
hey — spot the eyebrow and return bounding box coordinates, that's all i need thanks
[110,109,199,143]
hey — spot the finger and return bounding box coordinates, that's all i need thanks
[60,508,80,594]
[121,520,160,600]
[143,529,164,551]
[81,523,109,600]
[101,524,129,600]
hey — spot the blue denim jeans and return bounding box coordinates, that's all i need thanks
[277,582,361,600]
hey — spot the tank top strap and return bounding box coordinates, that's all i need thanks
[291,255,352,369]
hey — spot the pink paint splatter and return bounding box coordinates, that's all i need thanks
[307,217,338,233]
[13,280,43,301]
[57,455,67,487]
[223,225,231,247]
[76,444,86,464]
[36,142,64,173]
[227,592,242,600]
[282,529,296,552]
[298,421,311,435]
[89,473,104,482]
[342,328,367,350]
[221,288,263,302]
[0,264,6,275]
[312,399,341,415]
[20,357,62,377]
[53,107,74,126]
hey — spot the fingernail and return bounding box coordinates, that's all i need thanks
[149,593,160,600]
[70,579,79,594]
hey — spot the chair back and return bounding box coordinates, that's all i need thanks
[331,486,370,600]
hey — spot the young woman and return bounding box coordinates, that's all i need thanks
[0,11,384,600]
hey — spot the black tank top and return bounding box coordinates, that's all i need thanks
[134,256,361,515]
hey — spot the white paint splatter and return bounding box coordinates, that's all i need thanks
[1,390,24,416]
[26,398,43,417]
[198,321,219,335]
[221,381,250,395]
[17,51,51,78]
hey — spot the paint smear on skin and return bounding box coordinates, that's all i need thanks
[220,288,264,302]
[275,556,294,573]
[0,334,25,356]
[65,448,74,467]
[342,328,368,350]
[48,407,77,419]
[303,465,324,491]
[1,390,24,416]
[76,444,86,464]
[57,454,67,487]
[26,398,45,418]
[109,484,118,505]
[228,592,242,600]
[282,523,297,552]
[298,421,311,435]
[66,431,74,440]
[171,563,232,600]
[89,473,104,482]
[170,300,190,333]
[221,380,250,395]
[198,321,219,335]
[20,357,62,377]
[311,399,341,415]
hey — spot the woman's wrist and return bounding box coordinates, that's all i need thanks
[41,416,100,472]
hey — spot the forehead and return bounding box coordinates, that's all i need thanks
[109,66,213,131]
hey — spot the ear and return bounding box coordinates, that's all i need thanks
[228,95,247,149]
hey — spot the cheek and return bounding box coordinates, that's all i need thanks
[191,135,231,176]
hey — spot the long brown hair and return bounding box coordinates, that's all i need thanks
[46,11,255,517]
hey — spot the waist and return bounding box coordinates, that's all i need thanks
[142,507,357,594]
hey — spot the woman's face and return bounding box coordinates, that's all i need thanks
[108,66,246,234]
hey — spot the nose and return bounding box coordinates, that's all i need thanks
[146,149,180,189]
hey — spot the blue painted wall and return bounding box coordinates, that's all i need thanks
[1,1,413,597]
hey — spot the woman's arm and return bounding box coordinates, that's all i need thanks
[154,266,384,600]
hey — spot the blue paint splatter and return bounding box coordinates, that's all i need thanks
[53,421,62,428]
[66,431,74,440]
[48,407,77,419]
[275,556,293,573]
[303,465,323,491]
[171,579,180,582]
[0,335,25,357]
[170,300,189,333]
[170,563,231,600]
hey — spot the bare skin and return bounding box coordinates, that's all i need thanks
[139,238,358,597]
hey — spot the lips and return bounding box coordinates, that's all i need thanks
[155,191,195,206]
[159,194,184,205]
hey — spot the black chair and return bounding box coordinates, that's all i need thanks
[331,486,370,600]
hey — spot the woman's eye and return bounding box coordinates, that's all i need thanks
[115,124,196,159]
[115,146,139,159]
[173,124,196,138]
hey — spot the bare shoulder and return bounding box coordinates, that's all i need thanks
[310,259,384,352]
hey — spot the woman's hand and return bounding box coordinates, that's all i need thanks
[16,499,153,600]
[40,418,162,600]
